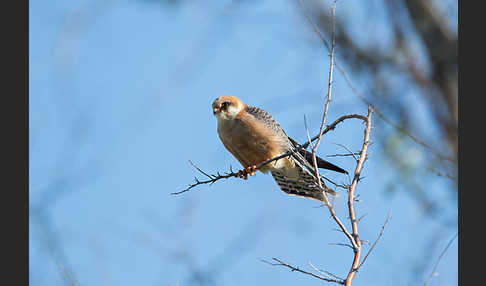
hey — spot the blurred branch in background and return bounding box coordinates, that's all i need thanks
[297,0,457,223]
[30,208,80,286]
[29,102,102,285]
[118,211,269,286]
[31,1,114,283]
[183,214,268,286]
[55,0,115,72]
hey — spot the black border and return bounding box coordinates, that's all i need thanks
[4,0,29,283]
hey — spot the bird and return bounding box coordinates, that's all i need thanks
[212,95,348,202]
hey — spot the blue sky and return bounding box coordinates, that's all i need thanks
[30,1,457,285]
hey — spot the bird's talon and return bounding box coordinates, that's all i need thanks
[237,169,249,180]
[247,165,257,176]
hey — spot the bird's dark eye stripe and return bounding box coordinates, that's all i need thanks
[221,101,231,109]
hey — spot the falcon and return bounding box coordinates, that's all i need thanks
[212,95,347,202]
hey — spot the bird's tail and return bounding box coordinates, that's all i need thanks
[271,171,338,202]
[269,147,340,202]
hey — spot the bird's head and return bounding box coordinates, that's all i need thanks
[212,95,245,121]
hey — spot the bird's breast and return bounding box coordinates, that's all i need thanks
[217,116,289,169]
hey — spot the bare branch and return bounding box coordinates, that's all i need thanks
[358,211,392,270]
[300,114,368,150]
[303,114,315,150]
[262,258,345,284]
[328,242,355,250]
[172,152,294,195]
[326,152,361,158]
[344,106,374,285]
[333,143,360,162]
[426,167,457,182]
[308,261,345,282]
[171,164,239,195]
[312,0,336,154]
[355,213,368,224]
[303,5,375,285]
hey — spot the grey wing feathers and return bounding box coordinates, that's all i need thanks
[245,105,289,138]
[245,105,342,201]
[246,106,348,175]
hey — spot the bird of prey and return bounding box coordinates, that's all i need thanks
[212,95,347,202]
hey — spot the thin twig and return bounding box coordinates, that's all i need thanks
[309,0,336,206]
[304,1,359,254]
[326,152,361,158]
[328,242,355,250]
[423,232,458,286]
[312,0,336,154]
[426,167,457,182]
[308,261,345,282]
[358,211,392,269]
[333,143,360,162]
[262,258,345,284]
[303,114,315,150]
[299,114,368,149]
[356,213,368,224]
[172,152,294,195]
[171,165,238,195]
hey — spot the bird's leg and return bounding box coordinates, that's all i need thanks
[237,165,258,180]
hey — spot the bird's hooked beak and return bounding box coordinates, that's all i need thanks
[213,106,221,115]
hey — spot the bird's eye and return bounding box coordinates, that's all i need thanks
[221,101,230,110]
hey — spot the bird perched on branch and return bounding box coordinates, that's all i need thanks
[212,95,347,202]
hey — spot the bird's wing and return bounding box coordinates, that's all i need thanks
[288,137,348,174]
[244,105,289,140]
[245,105,341,201]
[245,106,347,174]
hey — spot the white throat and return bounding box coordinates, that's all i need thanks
[215,105,241,122]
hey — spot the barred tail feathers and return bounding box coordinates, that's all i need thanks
[271,170,338,202]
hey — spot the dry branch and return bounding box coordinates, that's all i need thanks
[171,154,293,195]
[299,114,368,149]
[343,105,374,285]
[358,211,392,270]
[261,258,345,285]
[301,3,377,283]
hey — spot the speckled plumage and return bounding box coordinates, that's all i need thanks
[212,95,347,201]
